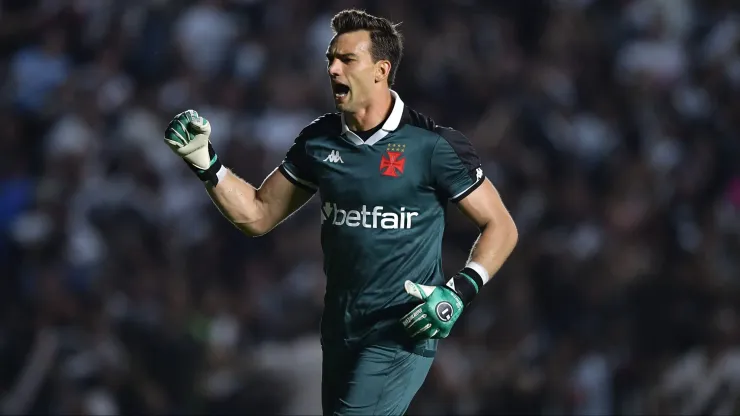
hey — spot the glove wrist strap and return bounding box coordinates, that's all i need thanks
[445,266,486,306]
[188,143,224,186]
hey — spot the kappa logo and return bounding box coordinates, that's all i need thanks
[476,167,483,181]
[380,143,406,177]
[324,150,344,164]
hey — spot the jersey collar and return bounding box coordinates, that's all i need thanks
[340,89,405,146]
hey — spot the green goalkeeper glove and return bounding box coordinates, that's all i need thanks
[163,109,225,186]
[400,267,486,340]
[401,281,464,340]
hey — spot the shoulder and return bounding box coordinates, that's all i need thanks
[401,106,477,156]
[401,107,438,132]
[297,113,342,141]
[433,125,475,152]
[431,126,480,169]
[400,107,472,145]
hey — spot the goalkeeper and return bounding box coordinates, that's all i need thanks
[163,9,518,416]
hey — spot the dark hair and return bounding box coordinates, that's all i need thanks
[330,9,404,86]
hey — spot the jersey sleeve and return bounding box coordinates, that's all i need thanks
[431,127,485,203]
[279,131,318,194]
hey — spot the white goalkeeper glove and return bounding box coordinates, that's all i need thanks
[163,109,225,186]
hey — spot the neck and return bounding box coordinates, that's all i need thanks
[344,89,393,132]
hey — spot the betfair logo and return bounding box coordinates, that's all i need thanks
[321,202,419,229]
[324,150,344,164]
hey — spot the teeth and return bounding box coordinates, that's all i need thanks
[333,84,349,97]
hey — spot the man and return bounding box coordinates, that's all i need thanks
[163,9,518,416]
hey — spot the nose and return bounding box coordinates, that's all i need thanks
[327,59,342,77]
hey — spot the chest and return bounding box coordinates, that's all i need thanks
[308,136,433,206]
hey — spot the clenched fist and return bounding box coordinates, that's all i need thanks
[164,110,224,186]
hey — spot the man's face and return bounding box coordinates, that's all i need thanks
[326,30,380,112]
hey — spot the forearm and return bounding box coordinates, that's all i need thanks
[163,111,308,236]
[446,211,518,305]
[206,168,268,236]
[467,216,519,283]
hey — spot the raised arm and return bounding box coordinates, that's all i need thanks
[163,110,317,237]
[206,168,314,237]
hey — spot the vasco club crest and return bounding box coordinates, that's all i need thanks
[380,143,406,177]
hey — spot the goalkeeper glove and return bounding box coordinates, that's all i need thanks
[400,267,485,340]
[163,109,224,186]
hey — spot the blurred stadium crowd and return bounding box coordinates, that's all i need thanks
[1,0,740,414]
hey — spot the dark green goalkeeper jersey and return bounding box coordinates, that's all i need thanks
[279,91,484,354]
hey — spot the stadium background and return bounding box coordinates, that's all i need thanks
[1,0,740,414]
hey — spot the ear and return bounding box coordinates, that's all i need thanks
[375,60,391,83]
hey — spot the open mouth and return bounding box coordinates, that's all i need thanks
[332,83,350,99]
